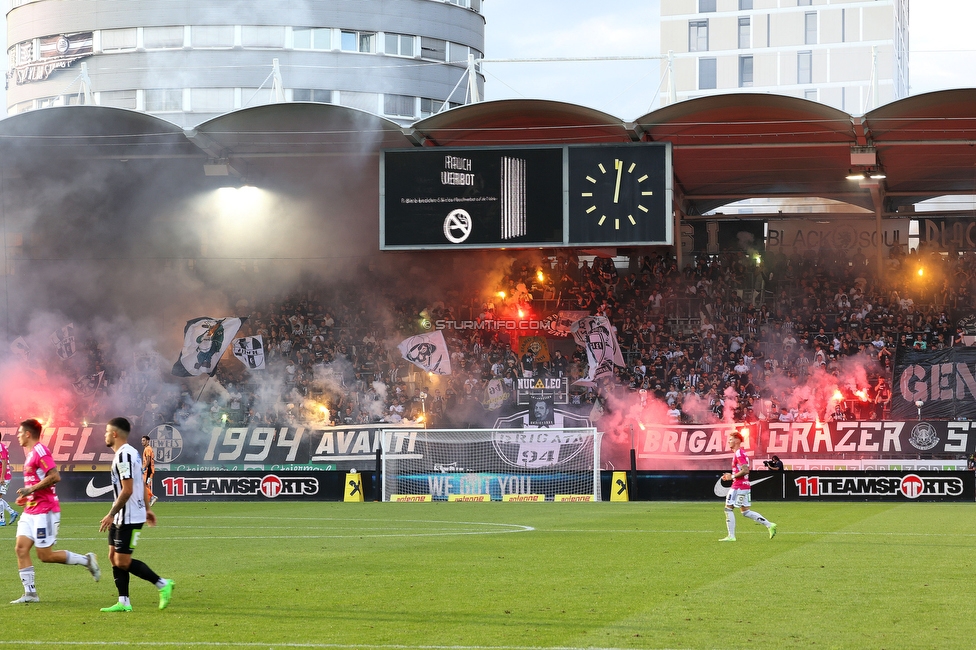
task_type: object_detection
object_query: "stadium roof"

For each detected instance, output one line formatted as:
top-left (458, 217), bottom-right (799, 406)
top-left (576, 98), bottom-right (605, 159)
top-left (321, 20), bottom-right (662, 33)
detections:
top-left (1, 90), bottom-right (974, 222)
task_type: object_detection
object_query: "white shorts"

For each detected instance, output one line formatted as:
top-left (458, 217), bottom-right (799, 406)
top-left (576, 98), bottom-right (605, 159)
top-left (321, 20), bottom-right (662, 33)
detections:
top-left (725, 488), bottom-right (752, 509)
top-left (16, 511), bottom-right (60, 548)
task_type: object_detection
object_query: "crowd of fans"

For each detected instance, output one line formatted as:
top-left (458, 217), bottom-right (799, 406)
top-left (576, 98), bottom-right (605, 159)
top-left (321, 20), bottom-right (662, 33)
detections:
top-left (62, 241), bottom-right (976, 431)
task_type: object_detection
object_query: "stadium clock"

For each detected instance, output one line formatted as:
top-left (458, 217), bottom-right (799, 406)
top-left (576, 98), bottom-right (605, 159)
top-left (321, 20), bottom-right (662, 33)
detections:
top-left (567, 143), bottom-right (671, 245)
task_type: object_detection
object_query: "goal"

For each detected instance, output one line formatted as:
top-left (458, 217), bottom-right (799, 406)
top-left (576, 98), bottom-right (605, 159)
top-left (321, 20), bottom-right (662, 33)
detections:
top-left (380, 428), bottom-right (603, 502)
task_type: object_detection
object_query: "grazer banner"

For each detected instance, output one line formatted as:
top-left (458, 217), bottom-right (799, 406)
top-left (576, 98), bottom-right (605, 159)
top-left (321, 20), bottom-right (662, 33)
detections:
top-left (893, 346), bottom-right (976, 419)
top-left (789, 471), bottom-right (974, 502)
top-left (633, 421), bottom-right (976, 470)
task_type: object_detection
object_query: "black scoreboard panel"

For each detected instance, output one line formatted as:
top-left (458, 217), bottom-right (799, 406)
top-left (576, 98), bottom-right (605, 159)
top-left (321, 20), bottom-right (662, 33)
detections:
top-left (381, 146), bottom-right (564, 249)
top-left (381, 143), bottom-right (672, 250)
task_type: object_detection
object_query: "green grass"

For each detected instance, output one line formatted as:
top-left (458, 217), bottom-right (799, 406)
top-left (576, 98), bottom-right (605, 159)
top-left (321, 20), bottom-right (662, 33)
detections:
top-left (0, 500), bottom-right (973, 649)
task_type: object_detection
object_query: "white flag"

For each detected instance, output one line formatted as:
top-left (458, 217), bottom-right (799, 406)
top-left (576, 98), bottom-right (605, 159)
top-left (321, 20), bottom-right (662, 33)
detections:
top-left (398, 331), bottom-right (452, 375)
top-left (172, 316), bottom-right (245, 377)
top-left (571, 315), bottom-right (625, 385)
top-left (10, 337), bottom-right (31, 361)
top-left (232, 335), bottom-right (266, 370)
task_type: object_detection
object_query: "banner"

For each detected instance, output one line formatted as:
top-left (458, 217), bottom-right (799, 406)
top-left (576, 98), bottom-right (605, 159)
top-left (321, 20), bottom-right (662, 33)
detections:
top-left (518, 335), bottom-right (550, 363)
top-left (9, 31), bottom-right (94, 85)
top-left (633, 421), bottom-right (976, 470)
top-left (10, 337), bottom-right (30, 361)
top-left (397, 331), bottom-right (452, 375)
top-left (765, 219), bottom-right (910, 255)
top-left (232, 335), bottom-right (265, 370)
top-left (172, 316), bottom-right (245, 377)
top-left (892, 346), bottom-right (976, 419)
top-left (918, 217), bottom-right (976, 251)
top-left (571, 315), bottom-right (624, 385)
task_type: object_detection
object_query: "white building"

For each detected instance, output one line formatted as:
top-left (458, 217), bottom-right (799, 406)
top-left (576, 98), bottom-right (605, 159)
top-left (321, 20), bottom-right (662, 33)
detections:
top-left (660, 0), bottom-right (909, 114)
top-left (6, 0), bottom-right (486, 126)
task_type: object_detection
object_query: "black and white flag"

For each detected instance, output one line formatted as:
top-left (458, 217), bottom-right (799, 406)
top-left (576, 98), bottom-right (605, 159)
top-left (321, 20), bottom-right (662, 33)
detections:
top-left (73, 370), bottom-right (104, 397)
top-left (232, 335), bottom-right (265, 370)
top-left (50, 323), bottom-right (76, 360)
top-left (397, 331), bottom-right (452, 375)
top-left (571, 315), bottom-right (625, 386)
top-left (172, 316), bottom-right (245, 377)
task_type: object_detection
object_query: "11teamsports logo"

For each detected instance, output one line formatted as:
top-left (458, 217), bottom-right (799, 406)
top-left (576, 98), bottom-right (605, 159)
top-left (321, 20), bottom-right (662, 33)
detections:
top-left (794, 474), bottom-right (963, 499)
top-left (160, 474), bottom-right (319, 498)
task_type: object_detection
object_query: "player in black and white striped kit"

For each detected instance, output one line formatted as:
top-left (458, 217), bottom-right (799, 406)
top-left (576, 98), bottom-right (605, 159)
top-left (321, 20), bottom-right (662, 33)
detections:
top-left (98, 417), bottom-right (174, 613)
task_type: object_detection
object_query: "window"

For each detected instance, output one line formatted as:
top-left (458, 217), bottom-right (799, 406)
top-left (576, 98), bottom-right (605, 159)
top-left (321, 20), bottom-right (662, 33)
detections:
top-left (738, 17), bottom-right (750, 49)
top-left (797, 0), bottom-right (812, 5)
top-left (420, 37), bottom-right (446, 61)
top-left (241, 88), bottom-right (274, 108)
top-left (384, 94), bottom-right (415, 118)
top-left (699, 58), bottom-right (716, 90)
top-left (804, 12), bottom-right (817, 44)
top-left (191, 25), bottom-right (234, 48)
top-left (689, 20), bottom-right (708, 52)
top-left (699, 0), bottom-right (716, 12)
top-left (292, 89), bottom-right (333, 103)
top-left (739, 55), bottom-right (753, 87)
top-left (145, 89), bottom-right (183, 112)
top-left (293, 28), bottom-right (331, 50)
top-left (797, 50), bottom-right (812, 84)
top-left (242, 26), bottom-right (285, 48)
top-left (339, 91), bottom-right (378, 112)
top-left (420, 97), bottom-right (444, 117)
top-left (385, 33), bottom-right (414, 57)
top-left (341, 30), bottom-right (375, 53)
top-left (100, 90), bottom-right (136, 109)
top-left (804, 89), bottom-right (818, 101)
top-left (739, 0), bottom-right (753, 9)
top-left (191, 88), bottom-right (234, 112)
top-left (101, 28), bottom-right (137, 51)
top-left (144, 26), bottom-right (184, 49)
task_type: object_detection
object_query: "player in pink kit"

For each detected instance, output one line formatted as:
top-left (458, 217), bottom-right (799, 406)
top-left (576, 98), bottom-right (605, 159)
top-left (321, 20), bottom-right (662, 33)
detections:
top-left (0, 440), bottom-right (21, 527)
top-left (719, 430), bottom-right (777, 542)
top-left (10, 419), bottom-right (100, 604)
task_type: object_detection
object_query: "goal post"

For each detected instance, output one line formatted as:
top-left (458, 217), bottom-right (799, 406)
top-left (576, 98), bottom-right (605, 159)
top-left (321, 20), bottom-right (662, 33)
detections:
top-left (380, 428), bottom-right (602, 502)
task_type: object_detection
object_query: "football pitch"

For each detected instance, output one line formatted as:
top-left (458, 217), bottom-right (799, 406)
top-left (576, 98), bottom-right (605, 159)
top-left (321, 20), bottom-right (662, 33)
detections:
top-left (0, 500), bottom-right (972, 649)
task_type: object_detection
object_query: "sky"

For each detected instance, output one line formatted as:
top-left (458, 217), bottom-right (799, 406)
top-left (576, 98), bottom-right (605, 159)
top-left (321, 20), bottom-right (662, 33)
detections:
top-left (481, 0), bottom-right (976, 119)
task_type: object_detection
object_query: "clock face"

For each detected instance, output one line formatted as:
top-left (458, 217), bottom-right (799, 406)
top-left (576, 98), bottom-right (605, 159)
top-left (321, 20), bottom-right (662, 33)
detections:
top-left (568, 144), bottom-right (670, 245)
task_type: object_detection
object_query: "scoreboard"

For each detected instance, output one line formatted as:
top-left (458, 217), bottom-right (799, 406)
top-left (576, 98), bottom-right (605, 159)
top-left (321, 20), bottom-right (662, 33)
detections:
top-left (380, 143), bottom-right (672, 250)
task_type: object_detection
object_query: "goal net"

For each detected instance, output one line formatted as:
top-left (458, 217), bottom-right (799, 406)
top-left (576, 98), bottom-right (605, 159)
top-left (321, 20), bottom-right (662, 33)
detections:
top-left (381, 428), bottom-right (602, 502)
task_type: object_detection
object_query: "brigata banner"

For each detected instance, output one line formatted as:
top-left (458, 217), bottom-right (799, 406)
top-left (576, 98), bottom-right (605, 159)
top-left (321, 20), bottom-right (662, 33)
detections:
top-left (893, 346), bottom-right (976, 419)
top-left (634, 421), bottom-right (976, 470)
top-left (789, 471), bottom-right (974, 501)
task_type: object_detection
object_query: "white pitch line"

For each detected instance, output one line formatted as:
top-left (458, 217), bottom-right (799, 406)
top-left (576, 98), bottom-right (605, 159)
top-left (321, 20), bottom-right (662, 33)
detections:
top-left (0, 642), bottom-right (688, 650)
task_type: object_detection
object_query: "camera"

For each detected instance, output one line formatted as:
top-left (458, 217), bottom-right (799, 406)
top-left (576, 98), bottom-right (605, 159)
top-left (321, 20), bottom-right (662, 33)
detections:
top-left (762, 460), bottom-right (772, 467)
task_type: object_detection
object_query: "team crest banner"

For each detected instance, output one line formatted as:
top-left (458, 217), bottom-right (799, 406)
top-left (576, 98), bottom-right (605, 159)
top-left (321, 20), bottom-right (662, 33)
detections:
top-left (232, 335), bottom-right (266, 370)
top-left (10, 337), bottom-right (31, 361)
top-left (72, 370), bottom-right (103, 397)
top-left (172, 317), bottom-right (245, 377)
top-left (518, 336), bottom-right (550, 363)
top-left (50, 323), bottom-right (76, 360)
top-left (397, 331), bottom-right (452, 375)
top-left (571, 316), bottom-right (624, 385)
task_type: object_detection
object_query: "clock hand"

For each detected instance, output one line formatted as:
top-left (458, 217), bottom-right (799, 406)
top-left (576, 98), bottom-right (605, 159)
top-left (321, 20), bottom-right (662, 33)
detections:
top-left (613, 159), bottom-right (622, 204)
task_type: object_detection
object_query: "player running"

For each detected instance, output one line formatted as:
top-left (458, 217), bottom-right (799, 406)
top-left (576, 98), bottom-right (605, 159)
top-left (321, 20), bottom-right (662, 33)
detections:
top-left (141, 435), bottom-right (156, 507)
top-left (0, 439), bottom-right (20, 527)
top-left (719, 430), bottom-right (777, 542)
top-left (11, 418), bottom-right (100, 604)
top-left (99, 417), bottom-right (173, 613)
